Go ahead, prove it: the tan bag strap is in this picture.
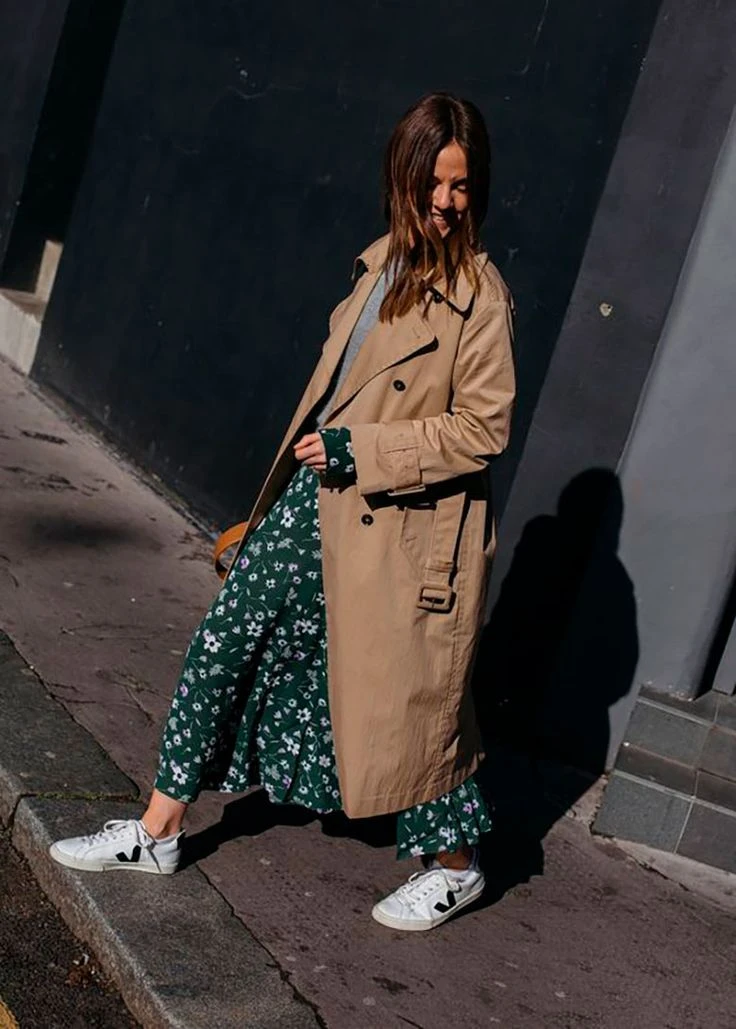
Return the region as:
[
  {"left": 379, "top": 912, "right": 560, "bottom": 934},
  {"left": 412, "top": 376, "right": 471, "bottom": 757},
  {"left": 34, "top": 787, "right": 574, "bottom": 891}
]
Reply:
[{"left": 213, "top": 522, "right": 248, "bottom": 580}]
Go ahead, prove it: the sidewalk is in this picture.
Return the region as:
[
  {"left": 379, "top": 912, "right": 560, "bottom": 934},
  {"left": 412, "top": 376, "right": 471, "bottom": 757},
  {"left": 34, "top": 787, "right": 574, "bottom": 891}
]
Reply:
[{"left": 1, "top": 353, "right": 735, "bottom": 1029}]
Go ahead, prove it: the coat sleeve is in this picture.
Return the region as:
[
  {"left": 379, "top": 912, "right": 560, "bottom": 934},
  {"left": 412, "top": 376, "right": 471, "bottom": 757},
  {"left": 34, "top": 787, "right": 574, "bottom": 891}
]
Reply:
[{"left": 349, "top": 298, "right": 515, "bottom": 497}]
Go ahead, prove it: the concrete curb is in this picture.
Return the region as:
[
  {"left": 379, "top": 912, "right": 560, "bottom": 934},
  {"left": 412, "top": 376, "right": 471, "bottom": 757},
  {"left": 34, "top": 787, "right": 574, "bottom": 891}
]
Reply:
[
  {"left": 0, "top": 632, "right": 138, "bottom": 823},
  {"left": 0, "top": 633, "right": 321, "bottom": 1029},
  {"left": 614, "top": 837, "right": 736, "bottom": 914}
]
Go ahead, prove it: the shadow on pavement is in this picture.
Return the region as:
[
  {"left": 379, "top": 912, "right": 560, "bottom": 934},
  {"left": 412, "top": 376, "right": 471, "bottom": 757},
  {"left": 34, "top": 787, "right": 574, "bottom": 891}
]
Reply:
[
  {"left": 16, "top": 511, "right": 151, "bottom": 548},
  {"left": 180, "top": 790, "right": 398, "bottom": 871}
]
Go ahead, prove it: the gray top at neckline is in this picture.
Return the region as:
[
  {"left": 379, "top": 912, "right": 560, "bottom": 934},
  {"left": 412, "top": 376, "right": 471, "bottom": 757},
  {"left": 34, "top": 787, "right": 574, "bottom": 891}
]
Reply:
[{"left": 315, "top": 271, "right": 387, "bottom": 429}]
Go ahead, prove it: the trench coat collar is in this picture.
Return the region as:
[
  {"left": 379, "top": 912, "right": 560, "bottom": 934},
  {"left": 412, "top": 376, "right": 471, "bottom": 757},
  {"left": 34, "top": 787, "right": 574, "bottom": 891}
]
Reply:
[{"left": 353, "top": 233, "right": 479, "bottom": 316}]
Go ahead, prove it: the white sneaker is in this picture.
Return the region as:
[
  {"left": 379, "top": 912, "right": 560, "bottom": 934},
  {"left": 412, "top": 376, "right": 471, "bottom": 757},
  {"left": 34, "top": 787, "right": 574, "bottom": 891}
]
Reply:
[
  {"left": 49, "top": 819, "right": 183, "bottom": 875},
  {"left": 372, "top": 860, "right": 485, "bottom": 931}
]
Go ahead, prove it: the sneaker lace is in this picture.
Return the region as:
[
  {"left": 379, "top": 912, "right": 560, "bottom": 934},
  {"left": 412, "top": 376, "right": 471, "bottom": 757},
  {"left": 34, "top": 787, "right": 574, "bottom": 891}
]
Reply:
[
  {"left": 85, "top": 819, "right": 154, "bottom": 850},
  {"left": 395, "top": 868, "right": 461, "bottom": 907}
]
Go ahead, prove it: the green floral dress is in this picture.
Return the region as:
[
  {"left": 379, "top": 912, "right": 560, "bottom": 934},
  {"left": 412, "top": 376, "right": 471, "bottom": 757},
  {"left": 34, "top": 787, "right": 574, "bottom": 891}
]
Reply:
[{"left": 155, "top": 427, "right": 491, "bottom": 859}]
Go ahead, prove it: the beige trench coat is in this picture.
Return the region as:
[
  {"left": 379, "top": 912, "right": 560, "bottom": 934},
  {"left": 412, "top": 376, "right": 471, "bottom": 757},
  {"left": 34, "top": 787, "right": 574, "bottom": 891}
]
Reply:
[{"left": 230, "top": 235, "right": 515, "bottom": 818}]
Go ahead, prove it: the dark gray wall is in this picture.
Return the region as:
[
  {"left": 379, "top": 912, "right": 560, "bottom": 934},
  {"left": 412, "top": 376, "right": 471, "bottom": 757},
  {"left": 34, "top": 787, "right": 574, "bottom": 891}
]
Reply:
[
  {"left": 478, "top": 0, "right": 736, "bottom": 774},
  {"left": 33, "top": 0, "right": 660, "bottom": 525},
  {"left": 494, "top": 0, "right": 736, "bottom": 594},
  {"left": 608, "top": 108, "right": 736, "bottom": 746}
]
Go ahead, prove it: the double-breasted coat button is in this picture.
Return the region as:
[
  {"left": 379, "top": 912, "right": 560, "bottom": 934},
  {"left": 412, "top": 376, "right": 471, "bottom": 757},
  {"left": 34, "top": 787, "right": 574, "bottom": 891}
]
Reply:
[
  {"left": 361, "top": 514, "right": 374, "bottom": 526},
  {"left": 393, "top": 379, "right": 406, "bottom": 391}
]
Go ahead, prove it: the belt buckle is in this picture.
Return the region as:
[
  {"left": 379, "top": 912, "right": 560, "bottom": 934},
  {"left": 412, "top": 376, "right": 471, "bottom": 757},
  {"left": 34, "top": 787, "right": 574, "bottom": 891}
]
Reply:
[{"left": 417, "top": 583, "right": 454, "bottom": 613}]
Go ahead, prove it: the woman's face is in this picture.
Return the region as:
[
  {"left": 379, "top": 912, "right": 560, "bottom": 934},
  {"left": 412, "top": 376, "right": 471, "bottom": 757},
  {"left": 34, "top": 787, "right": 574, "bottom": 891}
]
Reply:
[{"left": 429, "top": 140, "right": 469, "bottom": 238}]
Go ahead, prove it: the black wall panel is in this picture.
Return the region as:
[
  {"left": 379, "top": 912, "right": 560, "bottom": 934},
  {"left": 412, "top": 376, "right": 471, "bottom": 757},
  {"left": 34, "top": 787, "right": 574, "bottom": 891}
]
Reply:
[
  {"left": 2, "top": 0, "right": 126, "bottom": 290},
  {"left": 33, "top": 0, "right": 661, "bottom": 525},
  {"left": 0, "top": 0, "right": 69, "bottom": 273}
]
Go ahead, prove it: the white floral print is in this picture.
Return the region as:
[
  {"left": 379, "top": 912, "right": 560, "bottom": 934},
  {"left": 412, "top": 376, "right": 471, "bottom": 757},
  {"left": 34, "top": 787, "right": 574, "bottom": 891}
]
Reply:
[{"left": 155, "top": 459, "right": 491, "bottom": 859}]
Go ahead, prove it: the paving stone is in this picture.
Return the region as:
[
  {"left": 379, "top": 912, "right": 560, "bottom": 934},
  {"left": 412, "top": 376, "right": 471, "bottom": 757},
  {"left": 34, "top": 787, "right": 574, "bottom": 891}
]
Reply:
[
  {"left": 616, "top": 743, "right": 696, "bottom": 795},
  {"left": 715, "top": 694, "right": 736, "bottom": 733},
  {"left": 700, "top": 726, "right": 736, "bottom": 782},
  {"left": 677, "top": 802, "right": 736, "bottom": 875},
  {"left": 593, "top": 771, "right": 691, "bottom": 851},
  {"left": 12, "top": 797, "right": 320, "bottom": 1029},
  {"left": 624, "top": 700, "right": 709, "bottom": 766},
  {"left": 0, "top": 633, "right": 137, "bottom": 824},
  {"left": 639, "top": 685, "right": 718, "bottom": 723},
  {"left": 695, "top": 770, "right": 736, "bottom": 812}
]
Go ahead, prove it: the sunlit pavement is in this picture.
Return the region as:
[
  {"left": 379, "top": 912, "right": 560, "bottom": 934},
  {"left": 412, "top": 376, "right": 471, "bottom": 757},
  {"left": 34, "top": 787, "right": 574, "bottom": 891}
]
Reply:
[{"left": 1, "top": 354, "right": 736, "bottom": 1028}]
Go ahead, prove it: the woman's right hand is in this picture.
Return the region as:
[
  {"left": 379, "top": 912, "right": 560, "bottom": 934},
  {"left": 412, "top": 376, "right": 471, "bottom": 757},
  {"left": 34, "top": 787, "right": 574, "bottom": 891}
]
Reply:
[{"left": 294, "top": 433, "right": 328, "bottom": 473}]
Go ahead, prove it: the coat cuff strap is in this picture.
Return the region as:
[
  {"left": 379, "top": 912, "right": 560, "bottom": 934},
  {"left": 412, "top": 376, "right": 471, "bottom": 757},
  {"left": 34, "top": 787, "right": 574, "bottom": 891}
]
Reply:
[{"left": 351, "top": 421, "right": 423, "bottom": 496}]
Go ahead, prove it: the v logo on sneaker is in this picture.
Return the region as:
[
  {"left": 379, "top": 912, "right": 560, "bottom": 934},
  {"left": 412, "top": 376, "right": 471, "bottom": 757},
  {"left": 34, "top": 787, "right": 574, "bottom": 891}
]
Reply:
[
  {"left": 434, "top": 889, "right": 457, "bottom": 914},
  {"left": 50, "top": 819, "right": 181, "bottom": 875},
  {"left": 372, "top": 865, "right": 484, "bottom": 931},
  {"left": 116, "top": 845, "right": 142, "bottom": 863}
]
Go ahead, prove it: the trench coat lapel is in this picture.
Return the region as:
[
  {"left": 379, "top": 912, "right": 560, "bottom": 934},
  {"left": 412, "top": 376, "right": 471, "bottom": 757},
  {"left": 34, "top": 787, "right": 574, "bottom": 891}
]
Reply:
[
  {"left": 315, "top": 268, "right": 382, "bottom": 404},
  {"left": 253, "top": 261, "right": 384, "bottom": 488},
  {"left": 321, "top": 303, "right": 436, "bottom": 422}
]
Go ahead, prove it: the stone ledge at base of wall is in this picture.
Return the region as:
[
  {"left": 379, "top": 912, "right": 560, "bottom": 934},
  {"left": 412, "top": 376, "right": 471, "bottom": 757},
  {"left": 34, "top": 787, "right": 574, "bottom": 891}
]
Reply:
[
  {"left": 594, "top": 689, "right": 736, "bottom": 876},
  {"left": 594, "top": 768, "right": 736, "bottom": 876},
  {"left": 614, "top": 837, "right": 736, "bottom": 914},
  {"left": 0, "top": 289, "right": 43, "bottom": 374}
]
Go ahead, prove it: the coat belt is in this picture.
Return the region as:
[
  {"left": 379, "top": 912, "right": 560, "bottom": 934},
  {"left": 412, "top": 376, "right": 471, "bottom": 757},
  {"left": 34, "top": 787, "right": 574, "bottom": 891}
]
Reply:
[{"left": 416, "top": 491, "right": 468, "bottom": 614}]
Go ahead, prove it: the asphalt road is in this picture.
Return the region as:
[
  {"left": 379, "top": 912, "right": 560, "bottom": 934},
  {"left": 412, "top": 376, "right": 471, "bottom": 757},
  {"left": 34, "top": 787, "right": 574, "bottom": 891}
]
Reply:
[{"left": 0, "top": 825, "right": 138, "bottom": 1028}]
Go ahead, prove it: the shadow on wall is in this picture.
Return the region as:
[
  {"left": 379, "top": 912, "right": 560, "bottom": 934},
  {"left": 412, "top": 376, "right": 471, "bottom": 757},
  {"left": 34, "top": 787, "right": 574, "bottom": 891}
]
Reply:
[{"left": 472, "top": 468, "right": 639, "bottom": 895}]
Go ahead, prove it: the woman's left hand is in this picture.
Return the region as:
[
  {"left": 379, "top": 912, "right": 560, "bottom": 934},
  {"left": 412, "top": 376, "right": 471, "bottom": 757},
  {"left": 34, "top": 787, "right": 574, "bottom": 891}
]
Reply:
[{"left": 294, "top": 432, "right": 327, "bottom": 472}]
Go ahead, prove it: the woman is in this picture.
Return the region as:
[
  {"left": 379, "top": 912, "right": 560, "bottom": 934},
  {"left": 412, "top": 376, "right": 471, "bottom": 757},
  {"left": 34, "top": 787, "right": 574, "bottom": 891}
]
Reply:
[{"left": 50, "top": 92, "right": 516, "bottom": 932}]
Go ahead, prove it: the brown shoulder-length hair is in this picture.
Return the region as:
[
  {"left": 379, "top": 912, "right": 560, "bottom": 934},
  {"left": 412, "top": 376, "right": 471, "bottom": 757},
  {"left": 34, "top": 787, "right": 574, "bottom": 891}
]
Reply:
[{"left": 380, "top": 92, "right": 491, "bottom": 322}]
